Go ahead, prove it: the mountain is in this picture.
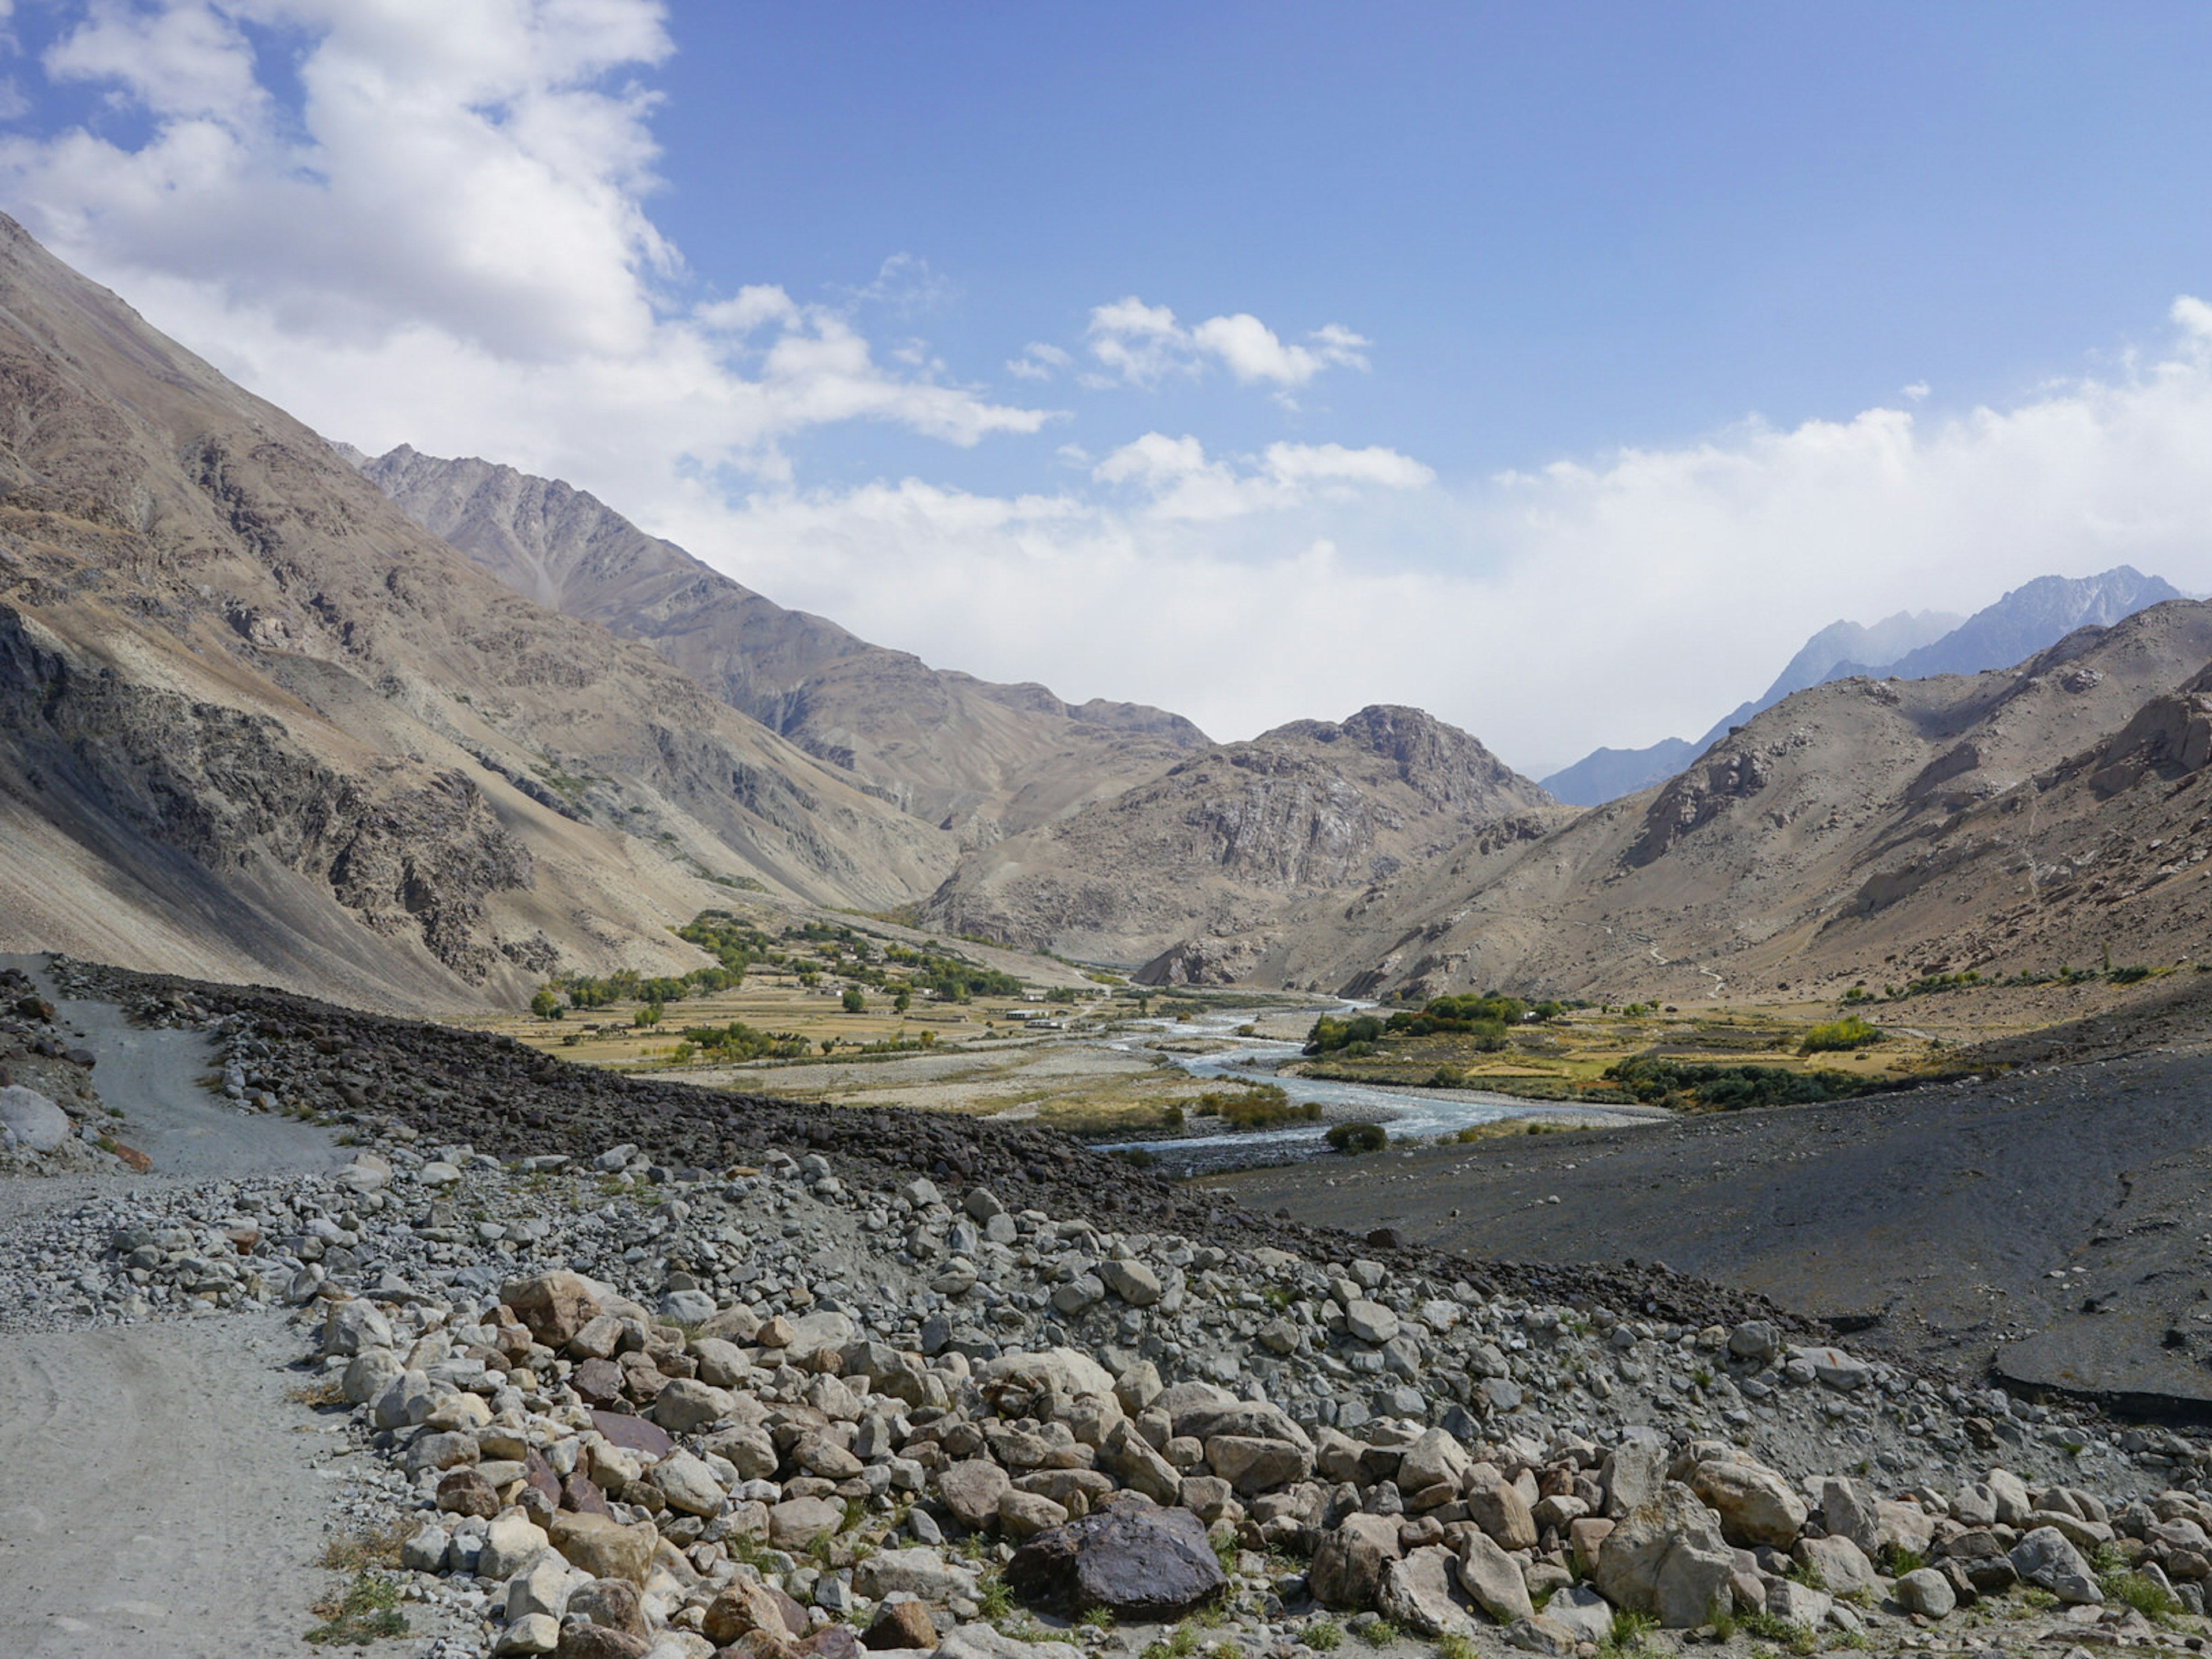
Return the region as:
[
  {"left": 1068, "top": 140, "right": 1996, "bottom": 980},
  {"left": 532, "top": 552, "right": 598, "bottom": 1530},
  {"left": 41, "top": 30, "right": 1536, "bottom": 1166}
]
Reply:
[
  {"left": 919, "top": 704, "right": 1565, "bottom": 976},
  {"left": 0, "top": 213, "right": 950, "bottom": 1010},
  {"left": 357, "top": 447, "right": 1209, "bottom": 845},
  {"left": 1542, "top": 571, "right": 2178, "bottom": 806},
  {"left": 1288, "top": 598, "right": 2212, "bottom": 1002}
]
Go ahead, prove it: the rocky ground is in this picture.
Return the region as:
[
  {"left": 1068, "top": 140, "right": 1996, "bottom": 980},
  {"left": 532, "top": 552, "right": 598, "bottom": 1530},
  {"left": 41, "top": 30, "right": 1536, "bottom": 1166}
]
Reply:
[
  {"left": 4, "top": 959, "right": 2212, "bottom": 1658},
  {"left": 1212, "top": 1050, "right": 2212, "bottom": 1414}
]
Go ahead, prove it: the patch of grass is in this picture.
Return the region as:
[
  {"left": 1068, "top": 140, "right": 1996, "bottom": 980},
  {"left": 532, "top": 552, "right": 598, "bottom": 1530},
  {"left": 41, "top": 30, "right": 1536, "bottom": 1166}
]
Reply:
[
  {"left": 316, "top": 1520, "right": 406, "bottom": 1573},
  {"left": 976, "top": 1577, "right": 1013, "bottom": 1620},
  {"left": 1301, "top": 1619, "right": 1343, "bottom": 1651},
  {"left": 1353, "top": 1619, "right": 1398, "bottom": 1647},
  {"left": 1734, "top": 1612, "right": 1817, "bottom": 1656},
  {"left": 1435, "top": 1635, "right": 1478, "bottom": 1659},
  {"left": 1599, "top": 1608, "right": 1658, "bottom": 1656},
  {"left": 1077, "top": 1607, "right": 1115, "bottom": 1631},
  {"left": 1142, "top": 1623, "right": 1206, "bottom": 1659},
  {"left": 286, "top": 1377, "right": 348, "bottom": 1408},
  {"left": 2105, "top": 1570, "right": 2181, "bottom": 1618},
  {"left": 2018, "top": 1586, "right": 2059, "bottom": 1610},
  {"left": 1877, "top": 1545, "right": 1926, "bottom": 1577},
  {"left": 1783, "top": 1556, "right": 1828, "bottom": 1592},
  {"left": 998, "top": 1615, "right": 1078, "bottom": 1646},
  {"left": 305, "top": 1573, "right": 407, "bottom": 1646}
]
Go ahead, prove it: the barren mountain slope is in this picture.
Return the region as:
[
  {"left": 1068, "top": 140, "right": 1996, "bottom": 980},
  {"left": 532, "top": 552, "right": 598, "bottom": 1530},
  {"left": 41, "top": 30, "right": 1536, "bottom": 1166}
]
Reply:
[
  {"left": 359, "top": 446, "right": 1209, "bottom": 842},
  {"left": 1304, "top": 599, "right": 2212, "bottom": 1002},
  {"left": 920, "top": 704, "right": 1563, "bottom": 971},
  {"left": 0, "top": 214, "right": 950, "bottom": 1010}
]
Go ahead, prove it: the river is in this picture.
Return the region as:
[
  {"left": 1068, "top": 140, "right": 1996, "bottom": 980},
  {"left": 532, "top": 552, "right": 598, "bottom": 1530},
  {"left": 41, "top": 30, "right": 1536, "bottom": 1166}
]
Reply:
[{"left": 1095, "top": 1003, "right": 1662, "bottom": 1173}]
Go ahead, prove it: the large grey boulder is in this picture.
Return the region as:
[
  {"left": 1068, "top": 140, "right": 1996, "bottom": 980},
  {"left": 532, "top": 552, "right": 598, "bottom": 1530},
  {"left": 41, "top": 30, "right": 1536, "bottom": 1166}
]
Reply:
[
  {"left": 1457, "top": 1530, "right": 1535, "bottom": 1624},
  {"left": 1005, "top": 1503, "right": 1225, "bottom": 1618},
  {"left": 2009, "top": 1527, "right": 2103, "bottom": 1605},
  {"left": 1601, "top": 1441, "right": 1668, "bottom": 1517},
  {"left": 1689, "top": 1457, "right": 1807, "bottom": 1548},
  {"left": 0, "top": 1085, "right": 70, "bottom": 1153},
  {"left": 1593, "top": 1482, "right": 1736, "bottom": 1629},
  {"left": 1378, "top": 1544, "right": 1478, "bottom": 1637}
]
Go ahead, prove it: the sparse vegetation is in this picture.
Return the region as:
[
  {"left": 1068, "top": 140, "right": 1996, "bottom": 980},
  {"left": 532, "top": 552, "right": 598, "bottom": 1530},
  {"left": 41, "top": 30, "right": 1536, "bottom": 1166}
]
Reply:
[
  {"left": 1325, "top": 1122, "right": 1388, "bottom": 1154},
  {"left": 1799, "top": 1014, "right": 1884, "bottom": 1054},
  {"left": 304, "top": 1573, "right": 406, "bottom": 1646}
]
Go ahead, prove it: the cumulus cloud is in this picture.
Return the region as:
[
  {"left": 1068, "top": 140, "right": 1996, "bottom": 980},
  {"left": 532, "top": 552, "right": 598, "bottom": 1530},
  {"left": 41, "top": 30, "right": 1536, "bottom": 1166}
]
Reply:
[
  {"left": 1084, "top": 295, "right": 1370, "bottom": 388},
  {"left": 0, "top": 0, "right": 1047, "bottom": 488},
  {"left": 1090, "top": 433, "right": 1433, "bottom": 521}
]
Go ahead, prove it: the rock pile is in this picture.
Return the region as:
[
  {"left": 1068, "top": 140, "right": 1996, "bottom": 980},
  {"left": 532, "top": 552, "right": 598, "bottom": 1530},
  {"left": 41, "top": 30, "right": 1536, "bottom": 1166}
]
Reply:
[{"left": 0, "top": 963, "right": 143, "bottom": 1171}]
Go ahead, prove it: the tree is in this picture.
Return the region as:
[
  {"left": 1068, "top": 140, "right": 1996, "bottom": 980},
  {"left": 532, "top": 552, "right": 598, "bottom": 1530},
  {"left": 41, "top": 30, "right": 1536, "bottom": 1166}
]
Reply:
[
  {"left": 530, "top": 988, "right": 562, "bottom": 1020},
  {"left": 842, "top": 986, "right": 865, "bottom": 1013},
  {"left": 634, "top": 1002, "right": 662, "bottom": 1029},
  {"left": 893, "top": 988, "right": 911, "bottom": 1013}
]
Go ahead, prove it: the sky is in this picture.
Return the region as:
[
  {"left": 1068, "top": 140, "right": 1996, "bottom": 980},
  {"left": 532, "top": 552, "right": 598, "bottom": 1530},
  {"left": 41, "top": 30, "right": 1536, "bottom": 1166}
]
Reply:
[{"left": 5, "top": 3, "right": 2212, "bottom": 774}]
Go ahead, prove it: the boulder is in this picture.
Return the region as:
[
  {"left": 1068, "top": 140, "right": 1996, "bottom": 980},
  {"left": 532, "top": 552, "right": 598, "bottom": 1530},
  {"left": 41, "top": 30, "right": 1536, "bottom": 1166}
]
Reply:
[
  {"left": 321, "top": 1298, "right": 395, "bottom": 1357},
  {"left": 770, "top": 1496, "right": 849, "bottom": 1549},
  {"left": 1818, "top": 1478, "right": 1880, "bottom": 1555},
  {"left": 783, "top": 1310, "right": 858, "bottom": 1365},
  {"left": 854, "top": 1548, "right": 980, "bottom": 1603},
  {"left": 1099, "top": 1421, "right": 1181, "bottom": 1506},
  {"left": 548, "top": 1512, "right": 659, "bottom": 1585},
  {"left": 501, "top": 1271, "right": 603, "bottom": 1347},
  {"left": 652, "top": 1378, "right": 734, "bottom": 1434},
  {"left": 865, "top": 1601, "right": 937, "bottom": 1651},
  {"left": 0, "top": 1085, "right": 70, "bottom": 1153},
  {"left": 1309, "top": 1513, "right": 1403, "bottom": 1609},
  {"left": 1792, "top": 1534, "right": 1875, "bottom": 1597},
  {"left": 706, "top": 1580, "right": 793, "bottom": 1645},
  {"left": 691, "top": 1338, "right": 751, "bottom": 1388},
  {"left": 1005, "top": 1503, "right": 1226, "bottom": 1618},
  {"left": 1875, "top": 1498, "right": 1936, "bottom": 1559},
  {"left": 1895, "top": 1567, "right": 1957, "bottom": 1619},
  {"left": 507, "top": 1554, "right": 586, "bottom": 1623},
  {"left": 652, "top": 1450, "right": 726, "bottom": 1517},
  {"left": 1456, "top": 1530, "right": 1535, "bottom": 1624},
  {"left": 1593, "top": 1482, "right": 1735, "bottom": 1629},
  {"left": 1204, "top": 1436, "right": 1312, "bottom": 1495},
  {"left": 566, "top": 1578, "right": 649, "bottom": 1641},
  {"left": 975, "top": 1348, "right": 1118, "bottom": 1400},
  {"left": 998, "top": 1491, "right": 1070, "bottom": 1541},
  {"left": 342, "top": 1348, "right": 404, "bottom": 1406},
  {"left": 1689, "top": 1457, "right": 1807, "bottom": 1548},
  {"left": 1501, "top": 1616, "right": 1578, "bottom": 1657},
  {"left": 1379, "top": 1543, "right": 1478, "bottom": 1638},
  {"left": 1344, "top": 1300, "right": 1399, "bottom": 1344},
  {"left": 1601, "top": 1442, "right": 1666, "bottom": 1517},
  {"left": 1465, "top": 1478, "right": 1539, "bottom": 1552},
  {"left": 1098, "top": 1259, "right": 1162, "bottom": 1307},
  {"left": 479, "top": 1509, "right": 550, "bottom": 1578},
  {"left": 496, "top": 1613, "right": 559, "bottom": 1655},
  {"left": 1171, "top": 1400, "right": 1314, "bottom": 1451},
  {"left": 939, "top": 1461, "right": 1013, "bottom": 1531},
  {"left": 1544, "top": 1585, "right": 1615, "bottom": 1644},
  {"left": 1396, "top": 1428, "right": 1470, "bottom": 1496},
  {"left": 2009, "top": 1527, "right": 2103, "bottom": 1605}
]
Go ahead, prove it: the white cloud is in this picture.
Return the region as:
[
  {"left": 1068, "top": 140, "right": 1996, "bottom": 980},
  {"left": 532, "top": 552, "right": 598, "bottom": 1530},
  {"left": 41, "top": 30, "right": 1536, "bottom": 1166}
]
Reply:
[
  {"left": 1090, "top": 433, "right": 1432, "bottom": 521},
  {"left": 1006, "top": 340, "right": 1071, "bottom": 381},
  {"left": 1084, "top": 295, "right": 1370, "bottom": 388},
  {"left": 0, "top": 0, "right": 1047, "bottom": 485}
]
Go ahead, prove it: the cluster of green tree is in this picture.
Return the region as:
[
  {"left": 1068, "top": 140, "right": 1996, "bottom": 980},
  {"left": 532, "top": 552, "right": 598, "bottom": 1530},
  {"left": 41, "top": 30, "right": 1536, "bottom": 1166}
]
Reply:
[
  {"left": 541, "top": 963, "right": 747, "bottom": 1014},
  {"left": 1602, "top": 1057, "right": 1869, "bottom": 1111},
  {"left": 677, "top": 912, "right": 777, "bottom": 969},
  {"left": 678, "top": 1021, "right": 813, "bottom": 1060},
  {"left": 883, "top": 943, "right": 1023, "bottom": 1002},
  {"left": 1305, "top": 991, "right": 1565, "bottom": 1056},
  {"left": 1798, "top": 1016, "right": 1884, "bottom": 1054},
  {"left": 1190, "top": 1085, "right": 1319, "bottom": 1130},
  {"left": 1326, "top": 1122, "right": 1388, "bottom": 1154}
]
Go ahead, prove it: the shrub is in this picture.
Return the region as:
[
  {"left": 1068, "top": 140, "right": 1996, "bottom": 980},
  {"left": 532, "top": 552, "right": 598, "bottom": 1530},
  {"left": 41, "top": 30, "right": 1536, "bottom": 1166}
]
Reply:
[
  {"left": 1799, "top": 1016, "right": 1883, "bottom": 1054},
  {"left": 1326, "top": 1122, "right": 1388, "bottom": 1155},
  {"left": 1301, "top": 1622, "right": 1343, "bottom": 1653},
  {"left": 842, "top": 986, "right": 865, "bottom": 1013}
]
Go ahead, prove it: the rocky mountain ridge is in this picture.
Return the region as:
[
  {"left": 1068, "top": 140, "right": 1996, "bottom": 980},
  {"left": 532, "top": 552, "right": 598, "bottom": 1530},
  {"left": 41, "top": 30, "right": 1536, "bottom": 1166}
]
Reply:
[
  {"left": 919, "top": 707, "right": 1563, "bottom": 976},
  {"left": 0, "top": 213, "right": 948, "bottom": 1010},
  {"left": 359, "top": 446, "right": 1210, "bottom": 846},
  {"left": 1544, "top": 567, "right": 2184, "bottom": 806}
]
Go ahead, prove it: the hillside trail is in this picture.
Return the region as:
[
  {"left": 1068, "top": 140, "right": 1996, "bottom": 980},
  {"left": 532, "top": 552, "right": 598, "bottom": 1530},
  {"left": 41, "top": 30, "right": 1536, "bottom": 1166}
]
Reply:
[{"left": 0, "top": 956, "right": 366, "bottom": 1657}]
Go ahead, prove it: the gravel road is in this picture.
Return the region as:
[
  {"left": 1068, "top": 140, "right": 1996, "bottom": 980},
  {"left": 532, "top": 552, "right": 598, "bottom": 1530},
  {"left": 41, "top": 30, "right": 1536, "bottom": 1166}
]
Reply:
[
  {"left": 0, "top": 1313, "right": 340, "bottom": 1658},
  {"left": 1215, "top": 1050, "right": 2212, "bottom": 1410},
  {"left": 0, "top": 955, "right": 357, "bottom": 1656}
]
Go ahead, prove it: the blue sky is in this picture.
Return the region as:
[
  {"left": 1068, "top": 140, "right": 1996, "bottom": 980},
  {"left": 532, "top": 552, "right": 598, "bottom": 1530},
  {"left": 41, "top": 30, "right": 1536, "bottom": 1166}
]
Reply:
[{"left": 5, "top": 2, "right": 2212, "bottom": 772}]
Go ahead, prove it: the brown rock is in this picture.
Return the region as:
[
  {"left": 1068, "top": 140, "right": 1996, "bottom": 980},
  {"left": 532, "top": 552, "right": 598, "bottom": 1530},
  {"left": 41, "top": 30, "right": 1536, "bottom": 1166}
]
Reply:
[
  {"left": 1466, "top": 1479, "right": 1539, "bottom": 1552},
  {"left": 566, "top": 1578, "right": 648, "bottom": 1639},
  {"left": 768, "top": 1495, "right": 848, "bottom": 1548},
  {"left": 562, "top": 1472, "right": 615, "bottom": 1517},
  {"left": 999, "top": 1490, "right": 1071, "bottom": 1541},
  {"left": 548, "top": 1511, "right": 658, "bottom": 1585},
  {"left": 717, "top": 1634, "right": 799, "bottom": 1659},
  {"left": 939, "top": 1460, "right": 1013, "bottom": 1531},
  {"left": 437, "top": 1467, "right": 501, "bottom": 1518},
  {"left": 588, "top": 1410, "right": 674, "bottom": 1459},
  {"left": 1310, "top": 1513, "right": 1404, "bottom": 1609},
  {"left": 706, "top": 1580, "right": 790, "bottom": 1646},
  {"left": 863, "top": 1601, "right": 937, "bottom": 1650},
  {"left": 573, "top": 1357, "right": 624, "bottom": 1406},
  {"left": 556, "top": 1627, "right": 650, "bottom": 1659},
  {"left": 798, "top": 1628, "right": 861, "bottom": 1659},
  {"left": 502, "top": 1271, "right": 602, "bottom": 1347}
]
